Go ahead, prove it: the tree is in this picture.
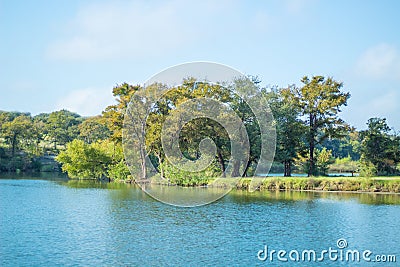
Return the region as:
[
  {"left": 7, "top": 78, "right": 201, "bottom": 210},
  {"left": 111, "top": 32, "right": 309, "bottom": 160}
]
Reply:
[
  {"left": 0, "top": 111, "right": 30, "bottom": 127},
  {"left": 31, "top": 114, "right": 49, "bottom": 155},
  {"left": 1, "top": 115, "right": 33, "bottom": 156},
  {"left": 321, "top": 128, "right": 361, "bottom": 160},
  {"left": 47, "top": 110, "right": 81, "bottom": 150},
  {"left": 124, "top": 83, "right": 160, "bottom": 179},
  {"left": 141, "top": 80, "right": 234, "bottom": 179},
  {"left": 267, "top": 86, "right": 306, "bottom": 176},
  {"left": 360, "top": 118, "right": 400, "bottom": 175},
  {"left": 315, "top": 147, "right": 334, "bottom": 176},
  {"left": 288, "top": 76, "right": 350, "bottom": 176},
  {"left": 79, "top": 116, "right": 111, "bottom": 143},
  {"left": 56, "top": 139, "right": 112, "bottom": 179},
  {"left": 103, "top": 83, "right": 140, "bottom": 143}
]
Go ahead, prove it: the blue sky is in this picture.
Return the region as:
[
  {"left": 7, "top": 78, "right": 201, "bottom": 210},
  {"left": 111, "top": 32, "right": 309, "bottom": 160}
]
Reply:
[{"left": 1, "top": 0, "right": 399, "bottom": 130}]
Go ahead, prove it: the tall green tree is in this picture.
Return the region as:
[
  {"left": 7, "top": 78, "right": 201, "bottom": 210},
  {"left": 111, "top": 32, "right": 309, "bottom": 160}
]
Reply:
[
  {"left": 360, "top": 118, "right": 400, "bottom": 175},
  {"left": 47, "top": 110, "right": 81, "bottom": 150},
  {"left": 32, "top": 113, "right": 50, "bottom": 155},
  {"left": 79, "top": 116, "right": 111, "bottom": 144},
  {"left": 267, "top": 86, "right": 306, "bottom": 176},
  {"left": 288, "top": 76, "right": 350, "bottom": 176},
  {"left": 103, "top": 83, "right": 140, "bottom": 143},
  {"left": 143, "top": 80, "right": 233, "bottom": 178},
  {"left": 1, "top": 115, "right": 33, "bottom": 156}
]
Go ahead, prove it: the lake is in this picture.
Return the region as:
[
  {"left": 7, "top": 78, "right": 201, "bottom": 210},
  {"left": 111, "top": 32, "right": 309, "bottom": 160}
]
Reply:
[{"left": 1, "top": 174, "right": 399, "bottom": 266}]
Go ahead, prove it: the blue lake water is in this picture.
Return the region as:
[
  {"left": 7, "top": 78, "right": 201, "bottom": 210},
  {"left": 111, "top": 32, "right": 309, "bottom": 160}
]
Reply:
[{"left": 1, "top": 175, "right": 399, "bottom": 266}]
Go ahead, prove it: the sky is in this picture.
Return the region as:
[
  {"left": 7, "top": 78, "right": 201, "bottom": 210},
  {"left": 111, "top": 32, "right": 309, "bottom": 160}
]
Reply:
[{"left": 1, "top": 0, "right": 399, "bottom": 130}]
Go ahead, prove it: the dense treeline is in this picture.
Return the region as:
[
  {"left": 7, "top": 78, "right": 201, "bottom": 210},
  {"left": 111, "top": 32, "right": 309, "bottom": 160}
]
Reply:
[
  {"left": 1, "top": 76, "right": 399, "bottom": 183},
  {"left": 0, "top": 110, "right": 81, "bottom": 172}
]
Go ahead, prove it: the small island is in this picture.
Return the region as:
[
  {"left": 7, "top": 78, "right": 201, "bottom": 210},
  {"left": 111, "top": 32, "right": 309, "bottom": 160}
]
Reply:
[{"left": 1, "top": 77, "right": 399, "bottom": 193}]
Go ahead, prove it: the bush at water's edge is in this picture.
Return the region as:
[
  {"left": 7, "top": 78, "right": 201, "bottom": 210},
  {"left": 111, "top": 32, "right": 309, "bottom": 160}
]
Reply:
[{"left": 236, "top": 177, "right": 400, "bottom": 193}]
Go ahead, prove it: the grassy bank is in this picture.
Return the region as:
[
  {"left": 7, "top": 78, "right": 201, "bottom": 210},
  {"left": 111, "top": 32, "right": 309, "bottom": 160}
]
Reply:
[
  {"left": 133, "top": 175, "right": 400, "bottom": 193},
  {"left": 236, "top": 177, "right": 400, "bottom": 193}
]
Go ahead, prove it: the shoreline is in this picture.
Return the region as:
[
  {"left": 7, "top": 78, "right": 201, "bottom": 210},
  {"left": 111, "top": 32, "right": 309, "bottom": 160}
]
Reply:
[
  {"left": 2, "top": 172, "right": 400, "bottom": 194},
  {"left": 276, "top": 189, "right": 400, "bottom": 195},
  {"left": 128, "top": 176, "right": 400, "bottom": 194},
  {"left": 235, "top": 176, "right": 400, "bottom": 193}
]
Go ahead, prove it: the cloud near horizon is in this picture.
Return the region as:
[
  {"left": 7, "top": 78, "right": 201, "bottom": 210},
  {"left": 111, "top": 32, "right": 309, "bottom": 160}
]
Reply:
[
  {"left": 55, "top": 88, "right": 115, "bottom": 116},
  {"left": 355, "top": 43, "right": 400, "bottom": 80}
]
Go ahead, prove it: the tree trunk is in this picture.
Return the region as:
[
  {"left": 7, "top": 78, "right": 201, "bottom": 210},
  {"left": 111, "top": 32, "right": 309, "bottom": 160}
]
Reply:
[
  {"left": 11, "top": 133, "right": 17, "bottom": 157},
  {"left": 242, "top": 160, "right": 251, "bottom": 177},
  {"left": 308, "top": 113, "right": 316, "bottom": 177},
  {"left": 231, "top": 159, "right": 240, "bottom": 177},
  {"left": 157, "top": 154, "right": 164, "bottom": 179},
  {"left": 140, "top": 145, "right": 147, "bottom": 179},
  {"left": 35, "top": 140, "right": 40, "bottom": 156},
  {"left": 217, "top": 149, "right": 226, "bottom": 177},
  {"left": 284, "top": 160, "right": 292, "bottom": 177},
  {"left": 284, "top": 161, "right": 287, "bottom": 177}
]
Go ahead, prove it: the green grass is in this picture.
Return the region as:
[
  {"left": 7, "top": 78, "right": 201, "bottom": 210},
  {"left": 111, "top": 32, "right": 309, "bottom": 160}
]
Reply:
[
  {"left": 140, "top": 175, "right": 400, "bottom": 193},
  {"left": 235, "top": 176, "right": 400, "bottom": 193}
]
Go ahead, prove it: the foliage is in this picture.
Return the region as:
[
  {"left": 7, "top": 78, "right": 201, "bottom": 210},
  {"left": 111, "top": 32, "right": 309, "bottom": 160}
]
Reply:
[
  {"left": 136, "top": 78, "right": 261, "bottom": 179},
  {"left": 108, "top": 160, "right": 131, "bottom": 181},
  {"left": 56, "top": 140, "right": 112, "bottom": 179},
  {"left": 3, "top": 75, "right": 400, "bottom": 185},
  {"left": 321, "top": 130, "right": 361, "bottom": 160},
  {"left": 47, "top": 110, "right": 81, "bottom": 150},
  {"left": 1, "top": 114, "right": 33, "bottom": 156},
  {"left": 294, "top": 148, "right": 334, "bottom": 176},
  {"left": 286, "top": 76, "right": 350, "bottom": 176},
  {"left": 238, "top": 177, "right": 400, "bottom": 193},
  {"left": 267, "top": 86, "right": 306, "bottom": 176},
  {"left": 160, "top": 159, "right": 220, "bottom": 186},
  {"left": 102, "top": 83, "right": 140, "bottom": 143},
  {"left": 315, "top": 147, "right": 334, "bottom": 176},
  {"left": 359, "top": 118, "right": 400, "bottom": 175},
  {"left": 359, "top": 156, "right": 377, "bottom": 177},
  {"left": 329, "top": 155, "right": 358, "bottom": 173},
  {"left": 79, "top": 116, "right": 111, "bottom": 143}
]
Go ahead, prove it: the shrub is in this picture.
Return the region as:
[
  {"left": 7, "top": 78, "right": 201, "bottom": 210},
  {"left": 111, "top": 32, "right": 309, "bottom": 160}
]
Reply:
[
  {"left": 108, "top": 160, "right": 131, "bottom": 182},
  {"left": 56, "top": 140, "right": 112, "bottom": 179},
  {"left": 159, "top": 158, "right": 221, "bottom": 186},
  {"left": 359, "top": 157, "right": 377, "bottom": 177}
]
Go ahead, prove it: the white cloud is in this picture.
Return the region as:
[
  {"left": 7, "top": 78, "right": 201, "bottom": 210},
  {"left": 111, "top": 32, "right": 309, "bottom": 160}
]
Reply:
[
  {"left": 46, "top": 0, "right": 286, "bottom": 62},
  {"left": 46, "top": 0, "right": 238, "bottom": 61},
  {"left": 56, "top": 88, "right": 115, "bottom": 116},
  {"left": 47, "top": 1, "right": 187, "bottom": 61},
  {"left": 347, "top": 90, "right": 399, "bottom": 130},
  {"left": 369, "top": 90, "right": 398, "bottom": 115},
  {"left": 356, "top": 43, "right": 400, "bottom": 80}
]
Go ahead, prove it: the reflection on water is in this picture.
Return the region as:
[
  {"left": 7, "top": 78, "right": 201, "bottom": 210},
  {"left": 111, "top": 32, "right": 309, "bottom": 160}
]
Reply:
[
  {"left": 0, "top": 171, "right": 68, "bottom": 180},
  {"left": 2, "top": 174, "right": 398, "bottom": 205},
  {"left": 57, "top": 179, "right": 400, "bottom": 206},
  {"left": 228, "top": 189, "right": 400, "bottom": 205},
  {"left": 60, "top": 179, "right": 135, "bottom": 189},
  {"left": 141, "top": 183, "right": 232, "bottom": 207}
]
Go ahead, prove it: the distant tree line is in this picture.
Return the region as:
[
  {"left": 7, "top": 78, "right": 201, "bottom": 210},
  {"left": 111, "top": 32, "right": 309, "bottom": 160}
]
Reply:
[{"left": 1, "top": 76, "right": 399, "bottom": 182}]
